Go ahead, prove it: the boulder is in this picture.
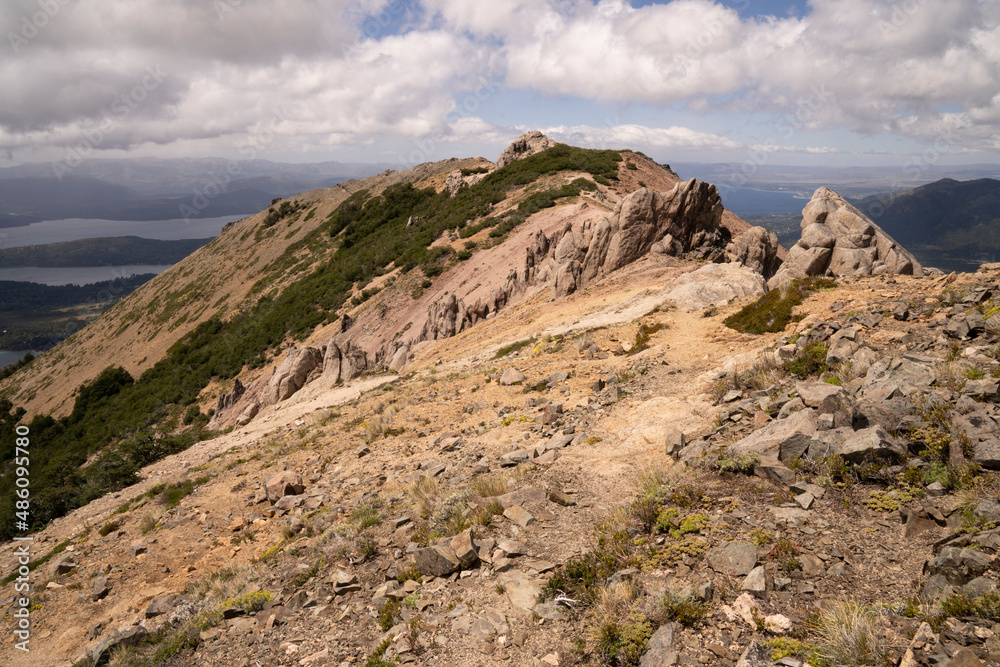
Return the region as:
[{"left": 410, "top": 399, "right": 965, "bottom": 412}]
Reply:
[
  {"left": 838, "top": 426, "right": 906, "bottom": 462},
  {"left": 926, "top": 547, "right": 991, "bottom": 585},
  {"left": 660, "top": 262, "right": 768, "bottom": 312},
  {"left": 639, "top": 623, "right": 677, "bottom": 667},
  {"left": 498, "top": 368, "right": 526, "bottom": 385},
  {"left": 726, "top": 408, "right": 817, "bottom": 462},
  {"left": 414, "top": 545, "right": 461, "bottom": 577},
  {"left": 725, "top": 226, "right": 782, "bottom": 279},
  {"left": 769, "top": 187, "right": 923, "bottom": 288},
  {"left": 265, "top": 471, "right": 305, "bottom": 503},
  {"left": 321, "top": 339, "right": 368, "bottom": 385},
  {"left": 706, "top": 542, "right": 758, "bottom": 577},
  {"left": 450, "top": 529, "right": 480, "bottom": 568},
  {"left": 92, "top": 626, "right": 148, "bottom": 666}
]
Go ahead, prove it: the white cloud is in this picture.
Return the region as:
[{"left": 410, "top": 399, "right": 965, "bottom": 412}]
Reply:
[
  {"left": 1, "top": 0, "right": 999, "bottom": 162},
  {"left": 543, "top": 123, "right": 744, "bottom": 152}
]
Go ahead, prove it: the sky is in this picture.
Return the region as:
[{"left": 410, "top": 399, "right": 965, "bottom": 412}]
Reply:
[{"left": 1, "top": 0, "right": 999, "bottom": 172}]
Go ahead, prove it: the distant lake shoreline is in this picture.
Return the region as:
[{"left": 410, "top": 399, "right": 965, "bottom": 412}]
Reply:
[
  {"left": 0, "top": 350, "right": 37, "bottom": 369},
  {"left": 0, "top": 214, "right": 252, "bottom": 249},
  {"left": 0, "top": 265, "right": 170, "bottom": 286}
]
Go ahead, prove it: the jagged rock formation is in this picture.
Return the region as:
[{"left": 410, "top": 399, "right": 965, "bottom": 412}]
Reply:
[
  {"left": 214, "top": 378, "right": 245, "bottom": 413},
  {"left": 320, "top": 338, "right": 369, "bottom": 385},
  {"left": 769, "top": 187, "right": 923, "bottom": 288},
  {"left": 548, "top": 180, "right": 733, "bottom": 298},
  {"left": 495, "top": 131, "right": 557, "bottom": 169},
  {"left": 401, "top": 179, "right": 778, "bottom": 356},
  {"left": 264, "top": 347, "right": 324, "bottom": 404},
  {"left": 445, "top": 167, "right": 493, "bottom": 197}
]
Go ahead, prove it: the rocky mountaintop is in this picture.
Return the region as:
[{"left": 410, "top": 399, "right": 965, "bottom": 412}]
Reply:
[{"left": 1, "top": 134, "right": 999, "bottom": 667}]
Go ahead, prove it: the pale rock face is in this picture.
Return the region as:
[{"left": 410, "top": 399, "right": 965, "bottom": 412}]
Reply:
[
  {"left": 725, "top": 226, "right": 782, "bottom": 279},
  {"left": 321, "top": 339, "right": 369, "bottom": 385},
  {"left": 769, "top": 186, "right": 922, "bottom": 288},
  {"left": 660, "top": 262, "right": 767, "bottom": 312},
  {"left": 264, "top": 346, "right": 323, "bottom": 404},
  {"left": 496, "top": 131, "right": 557, "bottom": 169}
]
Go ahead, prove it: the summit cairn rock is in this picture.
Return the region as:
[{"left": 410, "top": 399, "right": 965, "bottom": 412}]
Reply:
[
  {"left": 769, "top": 186, "right": 923, "bottom": 288},
  {"left": 496, "top": 131, "right": 557, "bottom": 169}
]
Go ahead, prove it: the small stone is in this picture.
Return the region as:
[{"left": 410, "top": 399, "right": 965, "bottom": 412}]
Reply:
[
  {"left": 91, "top": 576, "right": 111, "bottom": 601},
  {"left": 547, "top": 490, "right": 576, "bottom": 506},
  {"left": 503, "top": 505, "right": 535, "bottom": 528},
  {"left": 741, "top": 566, "right": 767, "bottom": 595}
]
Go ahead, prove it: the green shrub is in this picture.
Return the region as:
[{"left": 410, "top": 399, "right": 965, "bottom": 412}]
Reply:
[
  {"left": 595, "top": 616, "right": 653, "bottom": 667},
  {"left": 786, "top": 341, "right": 829, "bottom": 378},
  {"left": 658, "top": 592, "right": 709, "bottom": 626},
  {"left": 724, "top": 278, "right": 837, "bottom": 334},
  {"left": 495, "top": 337, "right": 536, "bottom": 359}
]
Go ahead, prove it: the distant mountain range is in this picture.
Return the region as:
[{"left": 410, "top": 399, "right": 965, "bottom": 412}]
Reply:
[
  {"left": 855, "top": 178, "right": 1000, "bottom": 272},
  {"left": 0, "top": 157, "right": 395, "bottom": 223}
]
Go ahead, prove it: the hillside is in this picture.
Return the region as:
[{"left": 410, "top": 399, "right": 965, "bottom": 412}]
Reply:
[
  {"left": 3, "top": 135, "right": 1000, "bottom": 667},
  {"left": 856, "top": 178, "right": 1000, "bottom": 272}
]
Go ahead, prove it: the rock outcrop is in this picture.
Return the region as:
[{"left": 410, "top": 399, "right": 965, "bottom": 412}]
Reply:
[
  {"left": 400, "top": 178, "right": 781, "bottom": 353},
  {"left": 445, "top": 167, "right": 492, "bottom": 197},
  {"left": 496, "top": 131, "right": 557, "bottom": 170},
  {"left": 321, "top": 339, "right": 369, "bottom": 385},
  {"left": 263, "top": 347, "right": 323, "bottom": 404},
  {"left": 725, "top": 226, "right": 782, "bottom": 279},
  {"left": 769, "top": 187, "right": 923, "bottom": 288},
  {"left": 215, "top": 378, "right": 245, "bottom": 413}
]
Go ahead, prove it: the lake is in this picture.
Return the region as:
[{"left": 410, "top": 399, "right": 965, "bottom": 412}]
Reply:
[
  {"left": 0, "top": 214, "right": 251, "bottom": 250},
  {"left": 0, "top": 350, "right": 37, "bottom": 369},
  {"left": 0, "top": 265, "right": 171, "bottom": 286},
  {"left": 714, "top": 185, "right": 809, "bottom": 217}
]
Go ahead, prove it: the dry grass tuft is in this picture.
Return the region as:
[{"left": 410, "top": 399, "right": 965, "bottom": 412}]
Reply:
[
  {"left": 812, "top": 599, "right": 890, "bottom": 666},
  {"left": 408, "top": 475, "right": 441, "bottom": 518},
  {"left": 594, "top": 579, "right": 641, "bottom": 624},
  {"left": 469, "top": 473, "right": 508, "bottom": 498},
  {"left": 635, "top": 461, "right": 684, "bottom": 496}
]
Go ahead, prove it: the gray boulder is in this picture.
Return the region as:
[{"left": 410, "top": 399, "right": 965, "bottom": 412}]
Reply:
[
  {"left": 727, "top": 408, "right": 817, "bottom": 462},
  {"left": 837, "top": 426, "right": 906, "bottom": 462},
  {"left": 706, "top": 541, "right": 758, "bottom": 576}
]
